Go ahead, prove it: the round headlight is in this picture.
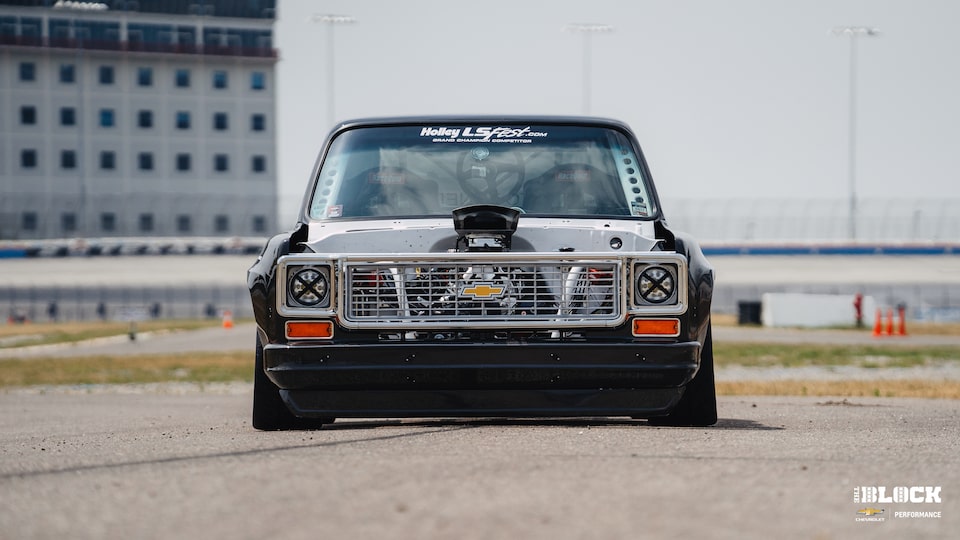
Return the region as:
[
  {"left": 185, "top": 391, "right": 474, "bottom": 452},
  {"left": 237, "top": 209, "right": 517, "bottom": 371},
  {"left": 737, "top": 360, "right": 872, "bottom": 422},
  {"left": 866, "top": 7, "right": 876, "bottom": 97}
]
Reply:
[
  {"left": 289, "top": 268, "right": 328, "bottom": 306},
  {"left": 637, "top": 266, "right": 674, "bottom": 304}
]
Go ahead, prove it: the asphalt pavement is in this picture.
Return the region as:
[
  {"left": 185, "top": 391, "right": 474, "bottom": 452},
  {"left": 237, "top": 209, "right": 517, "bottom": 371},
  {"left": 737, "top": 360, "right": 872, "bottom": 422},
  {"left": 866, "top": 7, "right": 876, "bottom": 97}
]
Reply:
[{"left": 0, "top": 392, "right": 956, "bottom": 539}]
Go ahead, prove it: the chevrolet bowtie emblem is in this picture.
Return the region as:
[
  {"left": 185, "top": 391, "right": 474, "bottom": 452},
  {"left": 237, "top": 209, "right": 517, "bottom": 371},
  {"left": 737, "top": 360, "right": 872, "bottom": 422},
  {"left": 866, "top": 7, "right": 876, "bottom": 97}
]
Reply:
[
  {"left": 460, "top": 283, "right": 505, "bottom": 299},
  {"left": 857, "top": 508, "right": 884, "bottom": 516}
]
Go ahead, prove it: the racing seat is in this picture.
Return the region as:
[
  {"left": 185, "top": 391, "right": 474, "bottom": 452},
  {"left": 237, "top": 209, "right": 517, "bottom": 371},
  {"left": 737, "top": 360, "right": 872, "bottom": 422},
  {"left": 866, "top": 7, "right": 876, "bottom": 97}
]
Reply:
[{"left": 521, "top": 164, "right": 623, "bottom": 215}]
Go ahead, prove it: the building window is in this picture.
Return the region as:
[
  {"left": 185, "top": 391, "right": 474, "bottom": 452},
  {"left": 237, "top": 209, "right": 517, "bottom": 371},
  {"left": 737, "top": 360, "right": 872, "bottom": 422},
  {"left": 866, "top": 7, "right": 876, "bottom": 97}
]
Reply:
[
  {"left": 251, "top": 114, "right": 266, "bottom": 131},
  {"left": 138, "top": 110, "right": 153, "bottom": 128},
  {"left": 214, "top": 154, "right": 229, "bottom": 172},
  {"left": 176, "top": 153, "right": 191, "bottom": 171},
  {"left": 251, "top": 71, "right": 265, "bottom": 90},
  {"left": 175, "top": 69, "right": 190, "bottom": 88},
  {"left": 22, "top": 212, "right": 38, "bottom": 232},
  {"left": 138, "top": 152, "right": 154, "bottom": 171},
  {"left": 251, "top": 155, "right": 266, "bottom": 173},
  {"left": 98, "top": 65, "right": 114, "bottom": 85},
  {"left": 213, "top": 112, "right": 228, "bottom": 131},
  {"left": 62, "top": 213, "right": 77, "bottom": 233},
  {"left": 214, "top": 215, "right": 229, "bottom": 233},
  {"left": 252, "top": 215, "right": 267, "bottom": 233},
  {"left": 61, "top": 150, "right": 77, "bottom": 169},
  {"left": 137, "top": 67, "right": 152, "bottom": 86},
  {"left": 60, "top": 107, "right": 76, "bottom": 126},
  {"left": 19, "top": 62, "right": 35, "bottom": 82},
  {"left": 139, "top": 214, "right": 154, "bottom": 232},
  {"left": 176, "top": 111, "right": 191, "bottom": 129},
  {"left": 177, "top": 215, "right": 192, "bottom": 233},
  {"left": 100, "top": 109, "right": 115, "bottom": 127},
  {"left": 213, "top": 70, "right": 228, "bottom": 89},
  {"left": 100, "top": 213, "right": 116, "bottom": 232},
  {"left": 60, "top": 64, "right": 75, "bottom": 84},
  {"left": 100, "top": 151, "right": 116, "bottom": 170},
  {"left": 20, "top": 106, "right": 37, "bottom": 125},
  {"left": 21, "top": 149, "right": 37, "bottom": 169}
]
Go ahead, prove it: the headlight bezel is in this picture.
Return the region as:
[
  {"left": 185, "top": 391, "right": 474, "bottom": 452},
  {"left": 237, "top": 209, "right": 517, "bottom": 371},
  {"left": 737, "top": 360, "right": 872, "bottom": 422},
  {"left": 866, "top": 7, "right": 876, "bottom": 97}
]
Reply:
[
  {"left": 288, "top": 267, "right": 329, "bottom": 307},
  {"left": 631, "top": 257, "right": 686, "bottom": 314},
  {"left": 277, "top": 257, "right": 336, "bottom": 316},
  {"left": 637, "top": 265, "right": 676, "bottom": 304}
]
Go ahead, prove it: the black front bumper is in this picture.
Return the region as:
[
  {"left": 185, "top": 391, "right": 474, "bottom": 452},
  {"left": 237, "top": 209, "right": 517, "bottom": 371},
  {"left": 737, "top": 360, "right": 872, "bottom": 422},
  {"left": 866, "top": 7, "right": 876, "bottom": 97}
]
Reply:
[{"left": 264, "top": 341, "right": 701, "bottom": 419}]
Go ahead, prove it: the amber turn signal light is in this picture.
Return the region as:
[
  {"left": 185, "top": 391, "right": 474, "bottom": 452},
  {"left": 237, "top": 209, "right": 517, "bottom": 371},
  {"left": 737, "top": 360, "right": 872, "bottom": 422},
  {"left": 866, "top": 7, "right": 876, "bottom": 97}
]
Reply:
[
  {"left": 285, "top": 321, "right": 334, "bottom": 339},
  {"left": 632, "top": 318, "right": 680, "bottom": 337}
]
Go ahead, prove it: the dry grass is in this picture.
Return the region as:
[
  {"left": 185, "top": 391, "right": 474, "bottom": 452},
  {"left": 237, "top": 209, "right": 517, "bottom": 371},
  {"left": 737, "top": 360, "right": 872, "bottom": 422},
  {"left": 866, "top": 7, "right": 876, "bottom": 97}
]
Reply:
[
  {"left": 718, "top": 379, "right": 960, "bottom": 399},
  {"left": 0, "top": 352, "right": 251, "bottom": 388}
]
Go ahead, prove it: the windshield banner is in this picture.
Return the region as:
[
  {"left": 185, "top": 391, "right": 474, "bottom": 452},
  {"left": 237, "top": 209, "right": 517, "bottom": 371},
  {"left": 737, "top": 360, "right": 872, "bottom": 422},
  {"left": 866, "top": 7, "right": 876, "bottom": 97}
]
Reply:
[{"left": 419, "top": 126, "right": 549, "bottom": 144}]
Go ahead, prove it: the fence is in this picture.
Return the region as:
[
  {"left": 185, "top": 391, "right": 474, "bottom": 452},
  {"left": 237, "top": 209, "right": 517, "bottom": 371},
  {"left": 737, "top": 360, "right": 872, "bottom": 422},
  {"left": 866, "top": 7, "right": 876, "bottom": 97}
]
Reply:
[{"left": 666, "top": 198, "right": 960, "bottom": 243}]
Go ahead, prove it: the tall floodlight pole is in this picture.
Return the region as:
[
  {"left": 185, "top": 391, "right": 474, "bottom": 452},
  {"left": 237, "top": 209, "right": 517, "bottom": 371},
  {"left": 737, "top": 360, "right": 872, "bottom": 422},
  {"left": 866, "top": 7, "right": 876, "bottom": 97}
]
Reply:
[
  {"left": 832, "top": 26, "right": 879, "bottom": 241},
  {"left": 564, "top": 23, "right": 613, "bottom": 114},
  {"left": 310, "top": 14, "right": 356, "bottom": 128}
]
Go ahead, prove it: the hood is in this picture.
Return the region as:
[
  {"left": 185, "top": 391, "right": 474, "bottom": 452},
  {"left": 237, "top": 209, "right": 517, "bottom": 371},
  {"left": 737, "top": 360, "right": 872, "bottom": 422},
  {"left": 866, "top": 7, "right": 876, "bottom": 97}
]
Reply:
[{"left": 302, "top": 217, "right": 662, "bottom": 254}]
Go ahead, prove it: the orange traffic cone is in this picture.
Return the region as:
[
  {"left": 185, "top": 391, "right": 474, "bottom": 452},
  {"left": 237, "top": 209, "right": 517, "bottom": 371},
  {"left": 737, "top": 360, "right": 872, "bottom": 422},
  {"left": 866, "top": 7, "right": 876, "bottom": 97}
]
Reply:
[
  {"left": 222, "top": 309, "right": 234, "bottom": 329},
  {"left": 872, "top": 308, "right": 883, "bottom": 337},
  {"left": 885, "top": 308, "right": 894, "bottom": 336},
  {"left": 897, "top": 306, "right": 908, "bottom": 336}
]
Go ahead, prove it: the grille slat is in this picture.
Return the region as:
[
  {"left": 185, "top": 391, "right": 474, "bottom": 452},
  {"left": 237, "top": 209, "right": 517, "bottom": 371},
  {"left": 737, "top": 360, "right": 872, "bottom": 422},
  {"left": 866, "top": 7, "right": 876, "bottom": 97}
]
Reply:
[{"left": 341, "top": 259, "right": 622, "bottom": 328}]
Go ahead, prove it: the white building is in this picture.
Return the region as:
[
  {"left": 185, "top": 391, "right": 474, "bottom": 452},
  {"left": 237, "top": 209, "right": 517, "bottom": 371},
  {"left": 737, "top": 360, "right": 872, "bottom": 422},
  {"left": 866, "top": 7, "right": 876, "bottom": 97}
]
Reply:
[{"left": 0, "top": 0, "right": 278, "bottom": 240}]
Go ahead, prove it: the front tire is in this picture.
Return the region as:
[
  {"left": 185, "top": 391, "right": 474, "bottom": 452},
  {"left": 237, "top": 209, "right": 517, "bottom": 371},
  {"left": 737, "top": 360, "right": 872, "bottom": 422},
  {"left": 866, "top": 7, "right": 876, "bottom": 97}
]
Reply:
[
  {"left": 253, "top": 336, "right": 333, "bottom": 430},
  {"left": 648, "top": 324, "right": 718, "bottom": 427}
]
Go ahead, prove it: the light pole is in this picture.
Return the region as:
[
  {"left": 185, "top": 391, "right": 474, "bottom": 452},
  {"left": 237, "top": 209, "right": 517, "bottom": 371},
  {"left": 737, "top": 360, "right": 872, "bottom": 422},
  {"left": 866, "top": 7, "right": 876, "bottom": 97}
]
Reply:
[
  {"left": 832, "top": 26, "right": 879, "bottom": 241},
  {"left": 310, "top": 14, "right": 356, "bottom": 128},
  {"left": 564, "top": 23, "right": 613, "bottom": 115}
]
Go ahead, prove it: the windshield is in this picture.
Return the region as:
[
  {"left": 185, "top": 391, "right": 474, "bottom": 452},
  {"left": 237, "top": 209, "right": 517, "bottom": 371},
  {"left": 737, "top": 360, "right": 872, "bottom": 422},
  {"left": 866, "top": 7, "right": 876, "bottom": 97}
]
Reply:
[{"left": 308, "top": 124, "right": 657, "bottom": 220}]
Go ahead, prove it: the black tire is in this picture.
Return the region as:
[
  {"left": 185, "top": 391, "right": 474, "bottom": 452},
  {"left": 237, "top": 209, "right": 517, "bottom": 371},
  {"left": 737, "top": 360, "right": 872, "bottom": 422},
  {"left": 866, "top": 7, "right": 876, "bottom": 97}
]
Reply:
[
  {"left": 252, "top": 336, "right": 333, "bottom": 430},
  {"left": 648, "top": 324, "right": 718, "bottom": 427}
]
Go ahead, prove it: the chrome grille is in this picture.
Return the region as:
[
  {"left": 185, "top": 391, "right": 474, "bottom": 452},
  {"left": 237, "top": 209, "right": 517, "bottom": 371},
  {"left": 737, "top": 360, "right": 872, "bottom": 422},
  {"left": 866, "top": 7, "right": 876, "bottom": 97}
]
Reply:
[{"left": 339, "top": 255, "right": 624, "bottom": 329}]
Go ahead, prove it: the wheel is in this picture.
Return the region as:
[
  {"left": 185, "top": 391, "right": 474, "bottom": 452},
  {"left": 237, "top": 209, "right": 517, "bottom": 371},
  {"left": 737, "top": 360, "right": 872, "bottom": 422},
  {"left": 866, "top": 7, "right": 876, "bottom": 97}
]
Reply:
[
  {"left": 648, "top": 324, "right": 718, "bottom": 427},
  {"left": 252, "top": 336, "right": 333, "bottom": 430}
]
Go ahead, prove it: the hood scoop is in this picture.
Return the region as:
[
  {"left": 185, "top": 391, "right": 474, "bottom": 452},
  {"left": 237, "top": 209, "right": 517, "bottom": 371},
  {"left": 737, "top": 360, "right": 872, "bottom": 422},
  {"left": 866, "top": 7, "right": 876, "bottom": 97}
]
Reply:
[{"left": 452, "top": 205, "right": 521, "bottom": 252}]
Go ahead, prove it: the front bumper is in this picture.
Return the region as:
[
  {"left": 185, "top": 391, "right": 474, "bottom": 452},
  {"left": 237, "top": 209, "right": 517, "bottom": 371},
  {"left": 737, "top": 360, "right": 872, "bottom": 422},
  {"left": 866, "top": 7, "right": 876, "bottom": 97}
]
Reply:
[{"left": 264, "top": 341, "right": 701, "bottom": 418}]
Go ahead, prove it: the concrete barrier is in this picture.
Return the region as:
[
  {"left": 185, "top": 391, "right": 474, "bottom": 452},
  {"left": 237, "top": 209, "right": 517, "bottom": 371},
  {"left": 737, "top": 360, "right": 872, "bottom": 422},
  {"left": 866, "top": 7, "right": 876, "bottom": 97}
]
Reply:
[{"left": 761, "top": 292, "right": 877, "bottom": 328}]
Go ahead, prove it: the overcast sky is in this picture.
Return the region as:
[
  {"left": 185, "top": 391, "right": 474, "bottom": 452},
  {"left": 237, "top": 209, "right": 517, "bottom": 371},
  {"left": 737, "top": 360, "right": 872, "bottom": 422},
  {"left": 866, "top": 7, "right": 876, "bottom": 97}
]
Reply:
[{"left": 273, "top": 0, "right": 960, "bottom": 223}]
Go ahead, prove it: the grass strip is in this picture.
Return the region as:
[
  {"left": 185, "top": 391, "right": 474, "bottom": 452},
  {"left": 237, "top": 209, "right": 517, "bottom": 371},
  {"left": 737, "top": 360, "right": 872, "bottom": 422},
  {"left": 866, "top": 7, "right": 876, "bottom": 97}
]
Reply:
[
  {"left": 0, "top": 352, "right": 251, "bottom": 388},
  {"left": 718, "top": 380, "right": 960, "bottom": 399},
  {"left": 713, "top": 342, "right": 960, "bottom": 369}
]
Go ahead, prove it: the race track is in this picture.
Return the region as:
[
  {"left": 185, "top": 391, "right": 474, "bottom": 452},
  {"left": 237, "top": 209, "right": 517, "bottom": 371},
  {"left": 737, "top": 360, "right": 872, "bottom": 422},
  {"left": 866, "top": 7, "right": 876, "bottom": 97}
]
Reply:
[
  {"left": 0, "top": 390, "right": 956, "bottom": 539},
  {"left": 2, "top": 255, "right": 958, "bottom": 538}
]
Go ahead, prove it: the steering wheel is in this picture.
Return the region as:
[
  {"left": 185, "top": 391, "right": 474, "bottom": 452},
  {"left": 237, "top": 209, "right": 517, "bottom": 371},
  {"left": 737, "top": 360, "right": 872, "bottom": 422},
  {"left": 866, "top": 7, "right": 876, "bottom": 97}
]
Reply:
[{"left": 456, "top": 148, "right": 525, "bottom": 204}]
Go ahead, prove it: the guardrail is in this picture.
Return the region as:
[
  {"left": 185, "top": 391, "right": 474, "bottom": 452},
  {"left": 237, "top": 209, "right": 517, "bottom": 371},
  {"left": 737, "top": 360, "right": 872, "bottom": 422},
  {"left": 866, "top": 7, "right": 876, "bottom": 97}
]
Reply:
[
  {"left": 0, "top": 237, "right": 266, "bottom": 258},
  {"left": 4, "top": 238, "right": 959, "bottom": 259},
  {"left": 2, "top": 283, "right": 251, "bottom": 324},
  {"left": 702, "top": 243, "right": 960, "bottom": 256}
]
